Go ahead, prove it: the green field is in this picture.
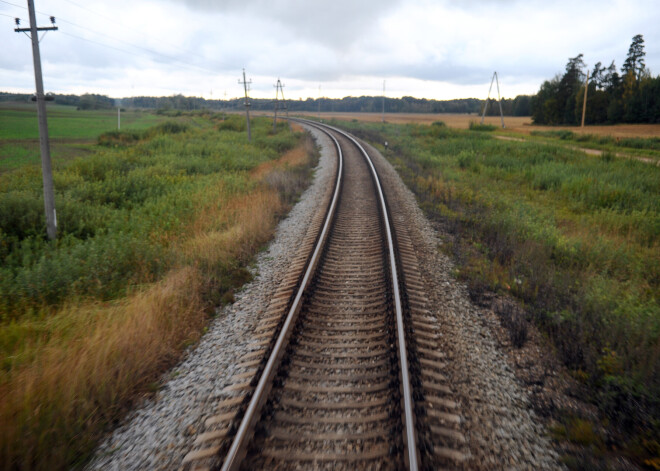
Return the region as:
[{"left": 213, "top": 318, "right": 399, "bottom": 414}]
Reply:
[
  {"left": 0, "top": 104, "right": 173, "bottom": 173},
  {"left": 0, "top": 104, "right": 166, "bottom": 140},
  {"left": 336, "top": 119, "right": 659, "bottom": 467}
]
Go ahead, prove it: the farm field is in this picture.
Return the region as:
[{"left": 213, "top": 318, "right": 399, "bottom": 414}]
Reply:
[
  {"left": 292, "top": 111, "right": 660, "bottom": 137},
  {"left": 333, "top": 118, "right": 660, "bottom": 466},
  {"left": 291, "top": 111, "right": 660, "bottom": 164},
  {"left": 0, "top": 109, "right": 315, "bottom": 470},
  {"left": 0, "top": 104, "right": 172, "bottom": 172}
]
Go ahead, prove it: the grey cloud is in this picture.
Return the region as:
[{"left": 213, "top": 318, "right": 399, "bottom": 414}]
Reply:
[{"left": 165, "top": 0, "right": 403, "bottom": 48}]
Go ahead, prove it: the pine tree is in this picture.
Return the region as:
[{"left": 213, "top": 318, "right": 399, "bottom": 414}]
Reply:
[{"left": 622, "top": 34, "right": 646, "bottom": 80}]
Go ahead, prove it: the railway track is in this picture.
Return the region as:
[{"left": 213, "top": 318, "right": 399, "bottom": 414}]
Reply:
[{"left": 181, "top": 121, "right": 468, "bottom": 470}]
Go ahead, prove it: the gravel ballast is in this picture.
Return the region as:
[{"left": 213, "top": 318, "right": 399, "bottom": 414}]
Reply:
[{"left": 87, "top": 124, "right": 562, "bottom": 470}]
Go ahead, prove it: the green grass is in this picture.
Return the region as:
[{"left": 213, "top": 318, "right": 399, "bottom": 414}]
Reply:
[
  {"left": 0, "top": 114, "right": 297, "bottom": 318},
  {"left": 337, "top": 118, "right": 659, "bottom": 466}
]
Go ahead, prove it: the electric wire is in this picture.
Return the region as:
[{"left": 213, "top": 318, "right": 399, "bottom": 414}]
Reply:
[
  {"left": 55, "top": 18, "right": 217, "bottom": 74},
  {"left": 58, "top": 31, "right": 217, "bottom": 75},
  {"left": 3, "top": 0, "right": 215, "bottom": 75},
  {"left": 58, "top": 0, "right": 207, "bottom": 61}
]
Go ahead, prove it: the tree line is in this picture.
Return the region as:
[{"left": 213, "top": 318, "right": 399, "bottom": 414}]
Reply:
[
  {"left": 531, "top": 34, "right": 660, "bottom": 125},
  {"left": 1, "top": 91, "right": 536, "bottom": 116}
]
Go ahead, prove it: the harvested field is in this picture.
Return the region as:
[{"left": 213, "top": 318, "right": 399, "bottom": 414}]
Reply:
[{"left": 284, "top": 112, "right": 660, "bottom": 138}]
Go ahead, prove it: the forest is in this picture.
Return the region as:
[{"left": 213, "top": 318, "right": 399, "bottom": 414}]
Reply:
[
  {"left": 531, "top": 34, "right": 660, "bottom": 125},
  {"left": 0, "top": 91, "right": 533, "bottom": 116}
]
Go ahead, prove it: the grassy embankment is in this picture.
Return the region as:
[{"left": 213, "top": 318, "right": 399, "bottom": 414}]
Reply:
[
  {"left": 338, "top": 119, "right": 659, "bottom": 468},
  {"left": 0, "top": 107, "right": 315, "bottom": 470}
]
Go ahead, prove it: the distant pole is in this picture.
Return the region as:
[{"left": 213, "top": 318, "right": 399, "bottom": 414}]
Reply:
[
  {"left": 15, "top": 1, "right": 58, "bottom": 240},
  {"left": 581, "top": 70, "right": 590, "bottom": 128},
  {"left": 318, "top": 85, "right": 321, "bottom": 120},
  {"left": 272, "top": 78, "right": 282, "bottom": 132},
  {"left": 382, "top": 80, "right": 386, "bottom": 123},
  {"left": 238, "top": 69, "right": 252, "bottom": 141},
  {"left": 481, "top": 71, "right": 505, "bottom": 128},
  {"left": 494, "top": 71, "right": 505, "bottom": 129},
  {"left": 480, "top": 73, "right": 494, "bottom": 125},
  {"left": 273, "top": 78, "right": 287, "bottom": 132},
  {"left": 117, "top": 107, "right": 121, "bottom": 130}
]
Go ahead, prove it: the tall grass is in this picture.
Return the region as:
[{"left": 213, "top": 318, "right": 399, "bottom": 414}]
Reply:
[
  {"left": 340, "top": 119, "right": 659, "bottom": 464},
  {"left": 0, "top": 114, "right": 315, "bottom": 469}
]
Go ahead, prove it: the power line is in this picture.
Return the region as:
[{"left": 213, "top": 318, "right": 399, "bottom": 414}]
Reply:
[
  {"left": 4, "top": 0, "right": 212, "bottom": 73},
  {"left": 56, "top": 18, "right": 215, "bottom": 73},
  {"left": 58, "top": 0, "right": 207, "bottom": 62},
  {"left": 0, "top": 0, "right": 26, "bottom": 9},
  {"left": 58, "top": 30, "right": 217, "bottom": 75}
]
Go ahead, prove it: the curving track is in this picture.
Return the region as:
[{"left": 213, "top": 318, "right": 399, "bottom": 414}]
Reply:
[{"left": 181, "top": 121, "right": 467, "bottom": 471}]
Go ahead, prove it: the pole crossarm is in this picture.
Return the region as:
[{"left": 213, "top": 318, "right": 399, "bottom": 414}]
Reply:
[{"left": 14, "top": 26, "right": 58, "bottom": 32}]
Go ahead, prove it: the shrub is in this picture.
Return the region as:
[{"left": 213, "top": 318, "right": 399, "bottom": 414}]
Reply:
[{"left": 469, "top": 121, "right": 497, "bottom": 131}]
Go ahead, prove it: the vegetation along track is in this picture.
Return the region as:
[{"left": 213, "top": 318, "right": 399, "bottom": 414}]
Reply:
[{"left": 182, "top": 120, "right": 468, "bottom": 470}]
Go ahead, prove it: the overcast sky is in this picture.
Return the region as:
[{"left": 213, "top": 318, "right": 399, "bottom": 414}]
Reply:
[{"left": 1, "top": 0, "right": 659, "bottom": 100}]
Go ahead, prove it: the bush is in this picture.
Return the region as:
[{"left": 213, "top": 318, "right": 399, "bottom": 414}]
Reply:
[{"left": 469, "top": 121, "right": 497, "bottom": 131}]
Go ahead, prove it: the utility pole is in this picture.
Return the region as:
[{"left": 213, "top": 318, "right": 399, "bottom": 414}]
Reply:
[
  {"left": 481, "top": 71, "right": 505, "bottom": 129},
  {"left": 382, "top": 80, "right": 386, "bottom": 123},
  {"left": 273, "top": 78, "right": 287, "bottom": 132},
  {"left": 238, "top": 69, "right": 252, "bottom": 141},
  {"left": 317, "top": 85, "right": 321, "bottom": 121},
  {"left": 15, "top": 1, "right": 58, "bottom": 240},
  {"left": 581, "top": 70, "right": 590, "bottom": 128}
]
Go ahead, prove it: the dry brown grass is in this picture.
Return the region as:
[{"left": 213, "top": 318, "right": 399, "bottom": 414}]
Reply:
[
  {"left": 0, "top": 267, "right": 206, "bottom": 469},
  {"left": 250, "top": 144, "right": 308, "bottom": 180},
  {"left": 0, "top": 137, "right": 311, "bottom": 470},
  {"left": 293, "top": 111, "right": 660, "bottom": 138}
]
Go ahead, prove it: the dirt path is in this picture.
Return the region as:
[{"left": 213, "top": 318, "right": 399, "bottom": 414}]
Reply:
[{"left": 493, "top": 135, "right": 660, "bottom": 166}]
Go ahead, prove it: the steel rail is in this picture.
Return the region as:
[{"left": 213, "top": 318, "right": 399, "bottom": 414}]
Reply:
[
  {"left": 320, "top": 121, "right": 419, "bottom": 471},
  {"left": 220, "top": 121, "right": 343, "bottom": 471},
  {"left": 220, "top": 118, "right": 419, "bottom": 470}
]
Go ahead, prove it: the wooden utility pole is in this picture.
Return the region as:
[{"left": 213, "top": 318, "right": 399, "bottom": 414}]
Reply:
[
  {"left": 15, "top": 1, "right": 58, "bottom": 240},
  {"left": 481, "top": 71, "right": 505, "bottom": 129},
  {"left": 581, "top": 70, "right": 590, "bottom": 128},
  {"left": 238, "top": 69, "right": 252, "bottom": 141}
]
